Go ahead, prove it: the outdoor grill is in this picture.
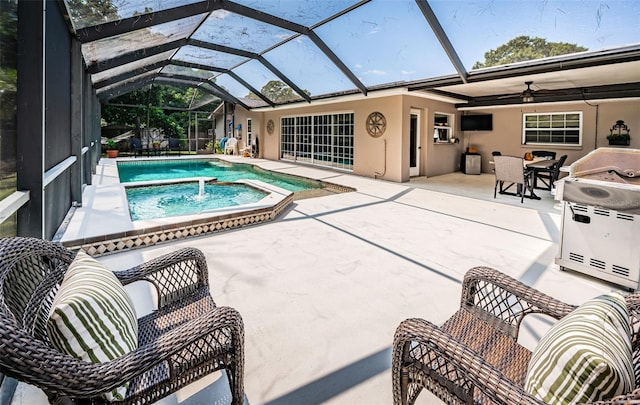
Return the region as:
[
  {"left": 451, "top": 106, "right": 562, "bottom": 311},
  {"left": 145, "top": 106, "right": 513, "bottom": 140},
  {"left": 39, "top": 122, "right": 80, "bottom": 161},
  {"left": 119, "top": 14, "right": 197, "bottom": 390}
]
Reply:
[{"left": 555, "top": 148, "right": 640, "bottom": 290}]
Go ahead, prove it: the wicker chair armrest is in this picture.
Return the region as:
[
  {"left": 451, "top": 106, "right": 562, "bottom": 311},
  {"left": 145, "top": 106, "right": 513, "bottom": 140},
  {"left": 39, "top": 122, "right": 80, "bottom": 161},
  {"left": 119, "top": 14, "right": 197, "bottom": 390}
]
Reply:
[
  {"left": 461, "top": 266, "right": 576, "bottom": 338},
  {"left": 1, "top": 306, "right": 243, "bottom": 399},
  {"left": 393, "top": 317, "right": 546, "bottom": 405},
  {"left": 589, "top": 387, "right": 640, "bottom": 404},
  {"left": 624, "top": 293, "right": 640, "bottom": 342},
  {"left": 114, "top": 247, "right": 209, "bottom": 308}
]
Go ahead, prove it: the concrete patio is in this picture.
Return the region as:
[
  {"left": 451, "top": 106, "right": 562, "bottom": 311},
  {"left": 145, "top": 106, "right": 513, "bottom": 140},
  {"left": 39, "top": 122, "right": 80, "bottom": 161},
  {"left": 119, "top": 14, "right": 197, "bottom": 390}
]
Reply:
[{"left": 11, "top": 156, "right": 622, "bottom": 405}]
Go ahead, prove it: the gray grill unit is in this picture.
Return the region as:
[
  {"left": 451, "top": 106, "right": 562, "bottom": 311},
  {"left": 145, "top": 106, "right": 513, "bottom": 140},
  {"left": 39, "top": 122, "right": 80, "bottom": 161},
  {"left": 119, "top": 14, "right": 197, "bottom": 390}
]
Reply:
[{"left": 555, "top": 148, "right": 640, "bottom": 290}]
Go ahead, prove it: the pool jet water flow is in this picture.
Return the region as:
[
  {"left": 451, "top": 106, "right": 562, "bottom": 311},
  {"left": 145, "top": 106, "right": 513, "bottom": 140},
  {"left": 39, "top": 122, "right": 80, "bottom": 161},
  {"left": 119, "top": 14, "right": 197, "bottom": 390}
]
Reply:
[{"left": 198, "top": 178, "right": 205, "bottom": 198}]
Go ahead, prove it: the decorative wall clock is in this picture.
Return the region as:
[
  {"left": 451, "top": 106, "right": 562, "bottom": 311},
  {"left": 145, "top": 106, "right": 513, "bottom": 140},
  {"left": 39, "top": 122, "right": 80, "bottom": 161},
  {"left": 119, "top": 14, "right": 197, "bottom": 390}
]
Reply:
[{"left": 366, "top": 112, "right": 386, "bottom": 137}]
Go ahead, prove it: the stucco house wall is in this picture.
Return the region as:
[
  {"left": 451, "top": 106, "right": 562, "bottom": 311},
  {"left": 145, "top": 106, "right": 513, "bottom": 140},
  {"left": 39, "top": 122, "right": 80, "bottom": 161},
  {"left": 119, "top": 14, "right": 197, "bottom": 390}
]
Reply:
[
  {"left": 459, "top": 99, "right": 640, "bottom": 173},
  {"left": 253, "top": 92, "right": 465, "bottom": 182},
  {"left": 227, "top": 95, "right": 639, "bottom": 182}
]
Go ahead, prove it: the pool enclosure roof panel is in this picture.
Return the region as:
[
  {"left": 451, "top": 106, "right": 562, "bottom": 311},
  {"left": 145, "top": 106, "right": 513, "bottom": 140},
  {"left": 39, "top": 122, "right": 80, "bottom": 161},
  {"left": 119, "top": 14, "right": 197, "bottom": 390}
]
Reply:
[{"left": 62, "top": 0, "right": 640, "bottom": 108}]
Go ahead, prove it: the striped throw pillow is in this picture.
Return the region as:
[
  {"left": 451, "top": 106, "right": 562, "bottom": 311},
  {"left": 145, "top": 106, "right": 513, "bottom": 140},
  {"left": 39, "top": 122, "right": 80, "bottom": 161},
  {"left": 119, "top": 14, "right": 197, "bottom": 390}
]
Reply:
[
  {"left": 47, "top": 251, "right": 138, "bottom": 402},
  {"left": 525, "top": 292, "right": 634, "bottom": 404}
]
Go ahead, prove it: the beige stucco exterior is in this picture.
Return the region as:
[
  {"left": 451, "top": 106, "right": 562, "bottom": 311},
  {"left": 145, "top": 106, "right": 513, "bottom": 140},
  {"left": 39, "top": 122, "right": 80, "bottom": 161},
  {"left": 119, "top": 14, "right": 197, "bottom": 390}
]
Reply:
[
  {"left": 217, "top": 93, "right": 640, "bottom": 183},
  {"left": 459, "top": 99, "right": 640, "bottom": 174}
]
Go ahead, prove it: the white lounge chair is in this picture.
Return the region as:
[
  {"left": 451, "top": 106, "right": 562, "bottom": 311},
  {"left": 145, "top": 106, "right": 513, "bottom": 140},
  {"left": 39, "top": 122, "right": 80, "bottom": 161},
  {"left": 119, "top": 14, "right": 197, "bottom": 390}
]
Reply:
[{"left": 225, "top": 138, "right": 238, "bottom": 155}]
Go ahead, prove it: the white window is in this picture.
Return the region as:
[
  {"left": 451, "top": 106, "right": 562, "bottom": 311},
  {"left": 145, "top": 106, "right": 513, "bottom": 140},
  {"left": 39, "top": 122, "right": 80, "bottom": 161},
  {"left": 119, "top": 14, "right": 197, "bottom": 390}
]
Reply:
[
  {"left": 523, "top": 112, "right": 582, "bottom": 145},
  {"left": 280, "top": 113, "right": 353, "bottom": 170},
  {"left": 246, "top": 118, "right": 252, "bottom": 147}
]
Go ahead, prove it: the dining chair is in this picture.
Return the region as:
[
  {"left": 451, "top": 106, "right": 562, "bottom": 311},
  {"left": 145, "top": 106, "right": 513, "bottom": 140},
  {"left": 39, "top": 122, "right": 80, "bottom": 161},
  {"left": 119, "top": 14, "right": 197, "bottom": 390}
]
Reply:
[
  {"left": 493, "top": 155, "right": 535, "bottom": 203},
  {"left": 531, "top": 150, "right": 556, "bottom": 159},
  {"left": 534, "top": 154, "right": 568, "bottom": 190}
]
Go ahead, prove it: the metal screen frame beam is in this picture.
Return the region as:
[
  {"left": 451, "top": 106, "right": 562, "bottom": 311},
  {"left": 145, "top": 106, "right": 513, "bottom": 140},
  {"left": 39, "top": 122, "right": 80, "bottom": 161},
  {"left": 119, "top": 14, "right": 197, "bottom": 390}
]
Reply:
[
  {"left": 93, "top": 60, "right": 169, "bottom": 89},
  {"left": 74, "top": 1, "right": 220, "bottom": 43},
  {"left": 222, "top": 0, "right": 367, "bottom": 95},
  {"left": 186, "top": 39, "right": 310, "bottom": 102},
  {"left": 155, "top": 76, "right": 250, "bottom": 110},
  {"left": 415, "top": 0, "right": 468, "bottom": 83},
  {"left": 169, "top": 60, "right": 274, "bottom": 107},
  {"left": 86, "top": 38, "right": 186, "bottom": 74},
  {"left": 97, "top": 77, "right": 154, "bottom": 101}
]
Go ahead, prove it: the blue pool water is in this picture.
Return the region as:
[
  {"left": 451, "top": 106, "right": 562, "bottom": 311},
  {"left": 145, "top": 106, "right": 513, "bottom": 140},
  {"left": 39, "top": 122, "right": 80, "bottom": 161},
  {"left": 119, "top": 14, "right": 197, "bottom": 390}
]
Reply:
[
  {"left": 126, "top": 182, "right": 267, "bottom": 221},
  {"left": 118, "top": 159, "right": 322, "bottom": 192}
]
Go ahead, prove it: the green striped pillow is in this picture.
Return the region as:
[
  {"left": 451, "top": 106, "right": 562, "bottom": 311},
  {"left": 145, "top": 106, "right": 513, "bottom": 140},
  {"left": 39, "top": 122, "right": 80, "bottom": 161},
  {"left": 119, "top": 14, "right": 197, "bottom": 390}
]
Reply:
[
  {"left": 47, "top": 251, "right": 138, "bottom": 402},
  {"left": 525, "top": 292, "right": 634, "bottom": 404}
]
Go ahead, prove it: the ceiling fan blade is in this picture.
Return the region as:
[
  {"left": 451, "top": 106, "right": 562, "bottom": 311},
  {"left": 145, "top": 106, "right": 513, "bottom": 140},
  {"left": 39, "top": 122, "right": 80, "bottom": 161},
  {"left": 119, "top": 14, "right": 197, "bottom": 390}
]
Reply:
[{"left": 497, "top": 93, "right": 520, "bottom": 99}]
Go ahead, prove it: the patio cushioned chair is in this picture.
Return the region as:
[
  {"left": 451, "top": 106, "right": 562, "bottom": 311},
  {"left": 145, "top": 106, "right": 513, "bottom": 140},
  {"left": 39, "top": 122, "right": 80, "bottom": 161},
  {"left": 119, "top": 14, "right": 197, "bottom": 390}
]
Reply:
[
  {"left": 0, "top": 237, "right": 244, "bottom": 404},
  {"left": 493, "top": 155, "right": 535, "bottom": 203},
  {"left": 392, "top": 266, "right": 640, "bottom": 405}
]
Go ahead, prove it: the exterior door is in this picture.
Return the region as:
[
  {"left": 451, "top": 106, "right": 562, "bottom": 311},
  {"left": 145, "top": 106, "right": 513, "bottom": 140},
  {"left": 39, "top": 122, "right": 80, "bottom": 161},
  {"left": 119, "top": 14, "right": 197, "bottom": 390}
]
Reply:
[{"left": 410, "top": 109, "right": 421, "bottom": 176}]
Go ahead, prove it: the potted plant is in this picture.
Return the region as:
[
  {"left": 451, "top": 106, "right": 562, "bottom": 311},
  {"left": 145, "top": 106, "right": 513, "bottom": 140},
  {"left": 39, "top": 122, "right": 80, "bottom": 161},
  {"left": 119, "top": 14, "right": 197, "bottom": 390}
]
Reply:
[
  {"left": 197, "top": 140, "right": 215, "bottom": 155},
  {"left": 607, "top": 120, "right": 631, "bottom": 146},
  {"left": 106, "top": 139, "right": 119, "bottom": 158}
]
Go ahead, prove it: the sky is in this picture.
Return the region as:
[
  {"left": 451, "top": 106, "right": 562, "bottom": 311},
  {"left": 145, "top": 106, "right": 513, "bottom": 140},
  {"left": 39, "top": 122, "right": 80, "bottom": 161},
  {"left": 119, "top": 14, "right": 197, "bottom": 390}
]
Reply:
[{"left": 76, "top": 0, "right": 640, "bottom": 102}]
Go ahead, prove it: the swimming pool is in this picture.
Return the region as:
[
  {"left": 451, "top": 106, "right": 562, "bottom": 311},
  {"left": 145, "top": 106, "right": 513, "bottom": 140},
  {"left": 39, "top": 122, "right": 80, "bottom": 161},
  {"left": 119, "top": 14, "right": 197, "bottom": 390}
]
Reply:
[
  {"left": 60, "top": 158, "right": 355, "bottom": 256},
  {"left": 118, "top": 159, "right": 323, "bottom": 192},
  {"left": 126, "top": 181, "right": 268, "bottom": 221}
]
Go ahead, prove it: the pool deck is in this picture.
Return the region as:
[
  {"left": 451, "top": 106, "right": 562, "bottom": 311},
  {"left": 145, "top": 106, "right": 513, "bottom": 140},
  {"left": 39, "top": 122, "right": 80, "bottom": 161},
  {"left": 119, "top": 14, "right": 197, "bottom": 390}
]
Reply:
[{"left": 14, "top": 155, "right": 623, "bottom": 404}]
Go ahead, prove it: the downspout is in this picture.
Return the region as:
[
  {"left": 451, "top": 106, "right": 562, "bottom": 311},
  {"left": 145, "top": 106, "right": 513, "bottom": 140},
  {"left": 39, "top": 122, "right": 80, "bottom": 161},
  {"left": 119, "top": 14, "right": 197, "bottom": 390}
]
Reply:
[
  {"left": 374, "top": 139, "right": 387, "bottom": 179},
  {"left": 582, "top": 88, "right": 599, "bottom": 150},
  {"left": 593, "top": 104, "right": 599, "bottom": 150}
]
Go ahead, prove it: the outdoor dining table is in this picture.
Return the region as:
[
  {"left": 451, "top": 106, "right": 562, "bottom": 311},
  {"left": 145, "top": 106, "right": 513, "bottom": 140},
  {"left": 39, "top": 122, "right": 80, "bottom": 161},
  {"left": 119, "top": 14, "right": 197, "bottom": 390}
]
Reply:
[
  {"left": 526, "top": 158, "right": 559, "bottom": 190},
  {"left": 489, "top": 157, "right": 556, "bottom": 200}
]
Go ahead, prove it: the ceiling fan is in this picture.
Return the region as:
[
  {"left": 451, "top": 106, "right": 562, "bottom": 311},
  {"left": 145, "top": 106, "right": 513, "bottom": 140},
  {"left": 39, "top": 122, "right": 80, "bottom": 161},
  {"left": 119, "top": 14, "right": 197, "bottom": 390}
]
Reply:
[
  {"left": 497, "top": 81, "right": 560, "bottom": 103},
  {"left": 482, "top": 80, "right": 596, "bottom": 106}
]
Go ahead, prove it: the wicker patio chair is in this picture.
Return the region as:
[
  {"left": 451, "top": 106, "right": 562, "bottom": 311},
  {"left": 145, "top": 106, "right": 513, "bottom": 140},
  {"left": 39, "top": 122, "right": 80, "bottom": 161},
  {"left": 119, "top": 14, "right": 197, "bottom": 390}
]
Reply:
[
  {"left": 392, "top": 266, "right": 640, "bottom": 405},
  {"left": 0, "top": 237, "right": 244, "bottom": 404}
]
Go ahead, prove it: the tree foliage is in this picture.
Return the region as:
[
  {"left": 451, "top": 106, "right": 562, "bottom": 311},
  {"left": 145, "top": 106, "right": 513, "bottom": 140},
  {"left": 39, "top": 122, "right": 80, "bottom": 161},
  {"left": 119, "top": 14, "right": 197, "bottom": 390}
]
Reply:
[
  {"left": 102, "top": 85, "right": 215, "bottom": 138},
  {"left": 473, "top": 36, "right": 588, "bottom": 69},
  {"left": 65, "top": 0, "right": 119, "bottom": 25},
  {"left": 246, "top": 80, "right": 308, "bottom": 102},
  {"left": 0, "top": 1, "right": 17, "bottom": 93},
  {"left": 0, "top": 1, "right": 17, "bottom": 122}
]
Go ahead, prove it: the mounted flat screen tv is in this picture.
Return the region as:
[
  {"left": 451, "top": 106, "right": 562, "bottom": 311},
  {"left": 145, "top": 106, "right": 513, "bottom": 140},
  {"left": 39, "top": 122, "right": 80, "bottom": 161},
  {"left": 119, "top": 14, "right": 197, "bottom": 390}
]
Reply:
[{"left": 461, "top": 114, "right": 493, "bottom": 131}]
